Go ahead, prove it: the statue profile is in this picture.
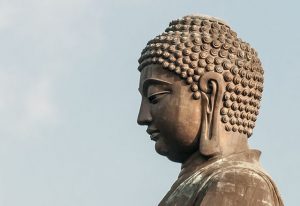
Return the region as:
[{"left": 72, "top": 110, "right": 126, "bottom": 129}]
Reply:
[{"left": 137, "top": 15, "right": 283, "bottom": 205}]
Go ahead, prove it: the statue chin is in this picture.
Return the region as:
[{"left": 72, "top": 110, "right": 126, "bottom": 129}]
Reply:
[
  {"left": 154, "top": 137, "right": 198, "bottom": 163},
  {"left": 154, "top": 139, "right": 168, "bottom": 157}
]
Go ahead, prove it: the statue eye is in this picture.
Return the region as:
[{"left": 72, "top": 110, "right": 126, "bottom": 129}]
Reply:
[{"left": 148, "top": 91, "right": 170, "bottom": 104}]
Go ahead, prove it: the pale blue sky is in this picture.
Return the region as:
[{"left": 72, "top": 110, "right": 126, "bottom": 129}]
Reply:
[{"left": 0, "top": 0, "right": 299, "bottom": 205}]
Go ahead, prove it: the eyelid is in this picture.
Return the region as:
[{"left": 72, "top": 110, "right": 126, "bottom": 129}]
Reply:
[
  {"left": 147, "top": 91, "right": 171, "bottom": 98},
  {"left": 142, "top": 79, "right": 172, "bottom": 96}
]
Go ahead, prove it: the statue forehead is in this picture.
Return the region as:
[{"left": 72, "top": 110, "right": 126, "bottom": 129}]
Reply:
[
  {"left": 140, "top": 64, "right": 179, "bottom": 83},
  {"left": 139, "top": 64, "right": 183, "bottom": 95},
  {"left": 140, "top": 64, "right": 163, "bottom": 79},
  {"left": 139, "top": 65, "right": 165, "bottom": 92}
]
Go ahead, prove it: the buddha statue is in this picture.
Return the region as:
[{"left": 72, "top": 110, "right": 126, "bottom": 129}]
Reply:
[{"left": 137, "top": 15, "right": 283, "bottom": 206}]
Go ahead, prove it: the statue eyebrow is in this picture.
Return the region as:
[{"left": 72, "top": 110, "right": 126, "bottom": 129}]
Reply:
[{"left": 140, "top": 78, "right": 172, "bottom": 96}]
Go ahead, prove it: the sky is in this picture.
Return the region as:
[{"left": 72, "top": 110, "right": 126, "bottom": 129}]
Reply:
[{"left": 0, "top": 0, "right": 299, "bottom": 205}]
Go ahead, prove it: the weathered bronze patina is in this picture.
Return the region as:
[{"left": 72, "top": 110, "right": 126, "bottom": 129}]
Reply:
[{"left": 137, "top": 15, "right": 283, "bottom": 206}]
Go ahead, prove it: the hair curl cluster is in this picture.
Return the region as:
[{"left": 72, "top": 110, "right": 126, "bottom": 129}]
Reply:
[{"left": 138, "top": 15, "right": 264, "bottom": 137}]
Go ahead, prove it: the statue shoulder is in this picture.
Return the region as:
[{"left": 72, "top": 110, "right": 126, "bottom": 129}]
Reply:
[{"left": 196, "top": 166, "right": 283, "bottom": 206}]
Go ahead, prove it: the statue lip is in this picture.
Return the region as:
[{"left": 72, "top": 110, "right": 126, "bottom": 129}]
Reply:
[
  {"left": 150, "top": 133, "right": 160, "bottom": 141},
  {"left": 146, "top": 128, "right": 160, "bottom": 141}
]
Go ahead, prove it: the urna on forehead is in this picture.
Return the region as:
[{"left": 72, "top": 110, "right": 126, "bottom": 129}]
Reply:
[{"left": 138, "top": 15, "right": 265, "bottom": 137}]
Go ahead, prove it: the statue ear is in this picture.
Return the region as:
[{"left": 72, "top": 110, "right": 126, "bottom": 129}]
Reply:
[{"left": 198, "top": 72, "right": 225, "bottom": 156}]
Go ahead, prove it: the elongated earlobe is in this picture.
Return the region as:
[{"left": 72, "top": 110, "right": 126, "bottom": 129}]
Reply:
[{"left": 198, "top": 72, "right": 225, "bottom": 156}]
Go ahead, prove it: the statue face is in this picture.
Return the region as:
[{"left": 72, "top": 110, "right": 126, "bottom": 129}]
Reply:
[{"left": 137, "top": 64, "right": 201, "bottom": 163}]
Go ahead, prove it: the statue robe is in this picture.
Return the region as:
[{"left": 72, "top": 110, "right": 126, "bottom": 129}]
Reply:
[{"left": 159, "top": 150, "right": 283, "bottom": 206}]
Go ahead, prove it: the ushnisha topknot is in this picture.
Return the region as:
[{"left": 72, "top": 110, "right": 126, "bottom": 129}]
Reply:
[{"left": 138, "top": 15, "right": 264, "bottom": 137}]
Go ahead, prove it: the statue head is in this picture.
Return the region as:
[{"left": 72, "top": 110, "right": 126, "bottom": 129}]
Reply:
[{"left": 137, "top": 15, "right": 264, "bottom": 163}]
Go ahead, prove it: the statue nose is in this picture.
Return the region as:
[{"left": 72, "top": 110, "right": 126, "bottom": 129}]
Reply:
[{"left": 137, "top": 99, "right": 152, "bottom": 126}]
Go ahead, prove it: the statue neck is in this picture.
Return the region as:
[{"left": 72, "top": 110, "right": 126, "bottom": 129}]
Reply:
[
  {"left": 179, "top": 134, "right": 250, "bottom": 178},
  {"left": 218, "top": 132, "right": 249, "bottom": 156},
  {"left": 179, "top": 146, "right": 258, "bottom": 180}
]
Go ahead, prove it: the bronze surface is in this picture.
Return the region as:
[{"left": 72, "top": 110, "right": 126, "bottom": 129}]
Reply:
[{"left": 137, "top": 15, "right": 283, "bottom": 206}]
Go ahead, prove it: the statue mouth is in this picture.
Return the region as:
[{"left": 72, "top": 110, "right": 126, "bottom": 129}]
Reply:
[
  {"left": 146, "top": 128, "right": 160, "bottom": 141},
  {"left": 150, "top": 133, "right": 160, "bottom": 141}
]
